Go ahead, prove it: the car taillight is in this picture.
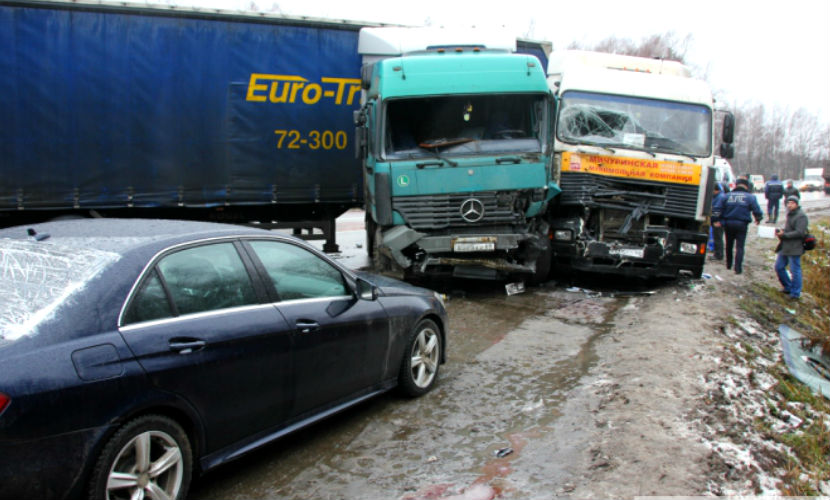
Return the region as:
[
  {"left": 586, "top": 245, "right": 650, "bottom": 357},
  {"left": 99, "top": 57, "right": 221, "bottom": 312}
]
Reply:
[{"left": 0, "top": 392, "right": 9, "bottom": 413}]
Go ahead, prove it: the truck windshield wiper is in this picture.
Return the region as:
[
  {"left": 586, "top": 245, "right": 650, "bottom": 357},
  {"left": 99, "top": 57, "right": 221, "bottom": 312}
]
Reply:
[
  {"left": 419, "top": 137, "right": 476, "bottom": 148},
  {"left": 417, "top": 142, "right": 460, "bottom": 167}
]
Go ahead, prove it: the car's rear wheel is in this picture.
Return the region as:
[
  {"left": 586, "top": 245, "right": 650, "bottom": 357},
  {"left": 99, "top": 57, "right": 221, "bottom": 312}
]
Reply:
[
  {"left": 399, "top": 319, "right": 442, "bottom": 397},
  {"left": 88, "top": 415, "right": 192, "bottom": 500}
]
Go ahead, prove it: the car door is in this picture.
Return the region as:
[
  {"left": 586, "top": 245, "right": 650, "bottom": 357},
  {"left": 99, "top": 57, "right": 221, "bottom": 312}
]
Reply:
[
  {"left": 119, "top": 240, "right": 295, "bottom": 452},
  {"left": 242, "top": 239, "right": 390, "bottom": 418}
]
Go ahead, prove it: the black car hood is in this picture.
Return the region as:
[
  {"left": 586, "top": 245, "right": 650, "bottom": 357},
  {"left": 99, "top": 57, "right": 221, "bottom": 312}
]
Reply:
[{"left": 355, "top": 271, "right": 433, "bottom": 298}]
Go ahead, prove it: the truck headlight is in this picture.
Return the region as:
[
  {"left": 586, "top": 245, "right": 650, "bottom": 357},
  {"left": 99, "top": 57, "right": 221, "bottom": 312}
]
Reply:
[
  {"left": 553, "top": 230, "right": 572, "bottom": 241},
  {"left": 679, "top": 242, "right": 698, "bottom": 254}
]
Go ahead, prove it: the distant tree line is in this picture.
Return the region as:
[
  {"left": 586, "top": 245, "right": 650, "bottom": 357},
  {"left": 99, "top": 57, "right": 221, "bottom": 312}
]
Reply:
[{"left": 568, "top": 33, "right": 830, "bottom": 180}]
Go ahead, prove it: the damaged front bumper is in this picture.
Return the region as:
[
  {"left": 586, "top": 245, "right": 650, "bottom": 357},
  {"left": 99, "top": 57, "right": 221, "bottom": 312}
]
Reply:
[
  {"left": 551, "top": 228, "right": 707, "bottom": 278},
  {"left": 379, "top": 225, "right": 546, "bottom": 280}
]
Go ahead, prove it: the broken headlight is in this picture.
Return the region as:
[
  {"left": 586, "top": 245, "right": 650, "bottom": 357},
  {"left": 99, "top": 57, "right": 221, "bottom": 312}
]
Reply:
[
  {"left": 679, "top": 242, "right": 698, "bottom": 254},
  {"left": 553, "top": 230, "right": 573, "bottom": 241}
]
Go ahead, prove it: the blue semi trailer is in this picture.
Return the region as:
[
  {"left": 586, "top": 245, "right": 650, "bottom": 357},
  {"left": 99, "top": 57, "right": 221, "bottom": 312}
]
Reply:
[
  {"left": 0, "top": 0, "right": 373, "bottom": 250},
  {"left": 0, "top": 0, "right": 549, "bottom": 253}
]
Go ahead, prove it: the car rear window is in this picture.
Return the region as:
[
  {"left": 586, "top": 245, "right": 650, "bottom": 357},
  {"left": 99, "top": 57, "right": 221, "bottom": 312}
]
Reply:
[{"left": 0, "top": 239, "right": 119, "bottom": 342}]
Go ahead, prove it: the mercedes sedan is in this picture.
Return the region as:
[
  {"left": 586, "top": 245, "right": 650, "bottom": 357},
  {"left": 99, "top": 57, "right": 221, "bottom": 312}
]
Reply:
[{"left": 0, "top": 219, "right": 448, "bottom": 500}]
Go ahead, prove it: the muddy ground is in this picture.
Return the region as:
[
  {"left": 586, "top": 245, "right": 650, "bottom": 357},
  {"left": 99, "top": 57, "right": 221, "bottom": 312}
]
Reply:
[{"left": 189, "top": 197, "right": 829, "bottom": 500}]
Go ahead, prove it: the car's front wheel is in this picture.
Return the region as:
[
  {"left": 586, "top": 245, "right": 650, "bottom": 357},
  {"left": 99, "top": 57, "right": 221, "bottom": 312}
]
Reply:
[
  {"left": 399, "top": 319, "right": 442, "bottom": 397},
  {"left": 88, "top": 415, "right": 192, "bottom": 500}
]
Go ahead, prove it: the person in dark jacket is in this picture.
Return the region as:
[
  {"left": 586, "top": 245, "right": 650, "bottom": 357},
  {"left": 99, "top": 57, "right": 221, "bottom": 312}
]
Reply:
[
  {"left": 764, "top": 174, "right": 784, "bottom": 223},
  {"left": 783, "top": 180, "right": 800, "bottom": 200},
  {"left": 774, "top": 196, "right": 809, "bottom": 299},
  {"left": 712, "top": 177, "right": 762, "bottom": 274},
  {"left": 710, "top": 182, "right": 728, "bottom": 260}
]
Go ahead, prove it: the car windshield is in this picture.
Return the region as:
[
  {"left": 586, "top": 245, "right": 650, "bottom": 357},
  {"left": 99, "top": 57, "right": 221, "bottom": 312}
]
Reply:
[
  {"left": 557, "top": 90, "right": 712, "bottom": 157},
  {"left": 0, "top": 239, "right": 118, "bottom": 342},
  {"left": 383, "top": 93, "right": 547, "bottom": 159}
]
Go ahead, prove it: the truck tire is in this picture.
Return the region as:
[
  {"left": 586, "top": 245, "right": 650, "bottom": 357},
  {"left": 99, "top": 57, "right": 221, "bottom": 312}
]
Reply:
[{"left": 528, "top": 238, "right": 552, "bottom": 286}]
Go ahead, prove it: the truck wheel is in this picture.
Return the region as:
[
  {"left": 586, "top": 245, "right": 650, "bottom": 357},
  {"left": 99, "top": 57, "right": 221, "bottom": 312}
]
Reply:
[
  {"left": 88, "top": 415, "right": 192, "bottom": 500},
  {"left": 398, "top": 319, "right": 442, "bottom": 397},
  {"left": 528, "top": 238, "right": 552, "bottom": 286}
]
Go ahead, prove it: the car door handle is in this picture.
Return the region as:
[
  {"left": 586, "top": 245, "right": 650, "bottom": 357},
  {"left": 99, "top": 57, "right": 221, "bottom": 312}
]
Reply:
[
  {"left": 169, "top": 338, "right": 207, "bottom": 354},
  {"left": 296, "top": 320, "right": 320, "bottom": 334}
]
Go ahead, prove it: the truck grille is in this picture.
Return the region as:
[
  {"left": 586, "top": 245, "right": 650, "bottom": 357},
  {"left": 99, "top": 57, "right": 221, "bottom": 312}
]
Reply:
[
  {"left": 393, "top": 192, "right": 523, "bottom": 230},
  {"left": 558, "top": 172, "right": 699, "bottom": 218}
]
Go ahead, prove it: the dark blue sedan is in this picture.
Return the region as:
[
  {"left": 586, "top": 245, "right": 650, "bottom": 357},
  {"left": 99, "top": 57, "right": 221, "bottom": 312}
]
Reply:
[{"left": 0, "top": 219, "right": 448, "bottom": 500}]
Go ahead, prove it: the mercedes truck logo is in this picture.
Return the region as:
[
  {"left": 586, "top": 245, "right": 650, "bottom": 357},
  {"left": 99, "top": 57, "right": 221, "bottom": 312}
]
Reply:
[{"left": 460, "top": 198, "right": 485, "bottom": 223}]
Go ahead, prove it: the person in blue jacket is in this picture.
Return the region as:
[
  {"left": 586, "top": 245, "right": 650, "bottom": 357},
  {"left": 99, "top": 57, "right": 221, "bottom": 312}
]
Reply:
[
  {"left": 709, "top": 182, "right": 729, "bottom": 260},
  {"left": 764, "top": 174, "right": 785, "bottom": 223},
  {"left": 712, "top": 177, "right": 763, "bottom": 274}
]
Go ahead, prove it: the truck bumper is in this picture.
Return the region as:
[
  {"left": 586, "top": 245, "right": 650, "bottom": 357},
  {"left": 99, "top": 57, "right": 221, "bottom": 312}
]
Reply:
[
  {"left": 551, "top": 230, "right": 707, "bottom": 279},
  {"left": 380, "top": 226, "right": 545, "bottom": 280}
]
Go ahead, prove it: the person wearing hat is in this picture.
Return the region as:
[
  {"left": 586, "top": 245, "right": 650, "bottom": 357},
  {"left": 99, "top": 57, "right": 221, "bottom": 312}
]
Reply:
[
  {"left": 783, "top": 180, "right": 800, "bottom": 201},
  {"left": 713, "top": 177, "right": 762, "bottom": 274},
  {"left": 709, "top": 182, "right": 728, "bottom": 260},
  {"left": 774, "top": 195, "right": 809, "bottom": 299},
  {"left": 764, "top": 174, "right": 784, "bottom": 223}
]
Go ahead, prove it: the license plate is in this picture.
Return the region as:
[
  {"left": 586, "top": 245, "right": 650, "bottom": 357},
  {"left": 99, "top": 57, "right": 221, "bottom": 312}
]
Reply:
[
  {"left": 610, "top": 248, "right": 644, "bottom": 259},
  {"left": 453, "top": 237, "right": 496, "bottom": 252},
  {"left": 454, "top": 242, "right": 495, "bottom": 252}
]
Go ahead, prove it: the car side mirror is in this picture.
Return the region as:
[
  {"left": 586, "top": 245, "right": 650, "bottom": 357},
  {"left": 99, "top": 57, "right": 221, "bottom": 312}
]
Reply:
[{"left": 356, "top": 278, "right": 378, "bottom": 301}]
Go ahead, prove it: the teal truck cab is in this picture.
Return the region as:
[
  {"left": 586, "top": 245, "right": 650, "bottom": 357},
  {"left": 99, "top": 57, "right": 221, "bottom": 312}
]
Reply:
[{"left": 355, "top": 28, "right": 559, "bottom": 282}]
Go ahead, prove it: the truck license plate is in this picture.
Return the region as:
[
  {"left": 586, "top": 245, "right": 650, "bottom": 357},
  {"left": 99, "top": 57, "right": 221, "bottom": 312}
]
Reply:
[
  {"left": 453, "top": 237, "right": 496, "bottom": 252},
  {"left": 610, "top": 248, "right": 645, "bottom": 259}
]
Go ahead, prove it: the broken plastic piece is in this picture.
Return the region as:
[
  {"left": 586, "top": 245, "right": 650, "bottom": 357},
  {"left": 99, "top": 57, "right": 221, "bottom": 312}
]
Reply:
[
  {"left": 779, "top": 325, "right": 830, "bottom": 399},
  {"left": 505, "top": 282, "right": 525, "bottom": 295},
  {"left": 494, "top": 447, "right": 513, "bottom": 458}
]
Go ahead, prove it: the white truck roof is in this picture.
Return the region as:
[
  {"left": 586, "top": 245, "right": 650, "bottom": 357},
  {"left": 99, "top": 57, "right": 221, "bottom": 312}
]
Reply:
[
  {"left": 547, "top": 50, "right": 692, "bottom": 78},
  {"left": 358, "top": 27, "right": 516, "bottom": 56},
  {"left": 547, "top": 50, "right": 711, "bottom": 106}
]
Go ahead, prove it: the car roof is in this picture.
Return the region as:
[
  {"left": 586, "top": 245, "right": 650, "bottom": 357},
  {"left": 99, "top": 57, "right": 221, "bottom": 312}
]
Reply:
[
  {"left": 0, "top": 219, "right": 301, "bottom": 346},
  {"left": 0, "top": 218, "right": 273, "bottom": 256}
]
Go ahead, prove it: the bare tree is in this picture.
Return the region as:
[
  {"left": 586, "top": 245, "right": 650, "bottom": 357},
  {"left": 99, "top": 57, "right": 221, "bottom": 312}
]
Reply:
[{"left": 568, "top": 32, "right": 691, "bottom": 63}]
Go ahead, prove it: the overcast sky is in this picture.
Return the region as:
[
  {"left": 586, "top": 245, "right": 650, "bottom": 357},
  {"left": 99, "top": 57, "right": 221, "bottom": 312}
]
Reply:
[{"left": 155, "top": 0, "right": 830, "bottom": 124}]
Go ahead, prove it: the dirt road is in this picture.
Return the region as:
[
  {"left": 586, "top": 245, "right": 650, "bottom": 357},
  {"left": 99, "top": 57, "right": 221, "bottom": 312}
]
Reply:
[{"left": 190, "top": 199, "right": 828, "bottom": 499}]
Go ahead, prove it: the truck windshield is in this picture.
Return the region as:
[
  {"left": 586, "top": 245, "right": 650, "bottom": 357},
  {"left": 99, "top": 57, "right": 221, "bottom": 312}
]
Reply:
[
  {"left": 557, "top": 91, "right": 712, "bottom": 157},
  {"left": 383, "top": 94, "right": 547, "bottom": 159}
]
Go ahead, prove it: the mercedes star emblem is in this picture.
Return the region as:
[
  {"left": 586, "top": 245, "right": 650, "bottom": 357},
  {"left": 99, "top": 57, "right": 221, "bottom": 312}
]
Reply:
[{"left": 460, "top": 198, "right": 485, "bottom": 223}]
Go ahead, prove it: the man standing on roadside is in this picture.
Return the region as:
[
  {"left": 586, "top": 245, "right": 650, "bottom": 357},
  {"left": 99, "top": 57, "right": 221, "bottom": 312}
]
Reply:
[
  {"left": 710, "top": 182, "right": 728, "bottom": 260},
  {"left": 783, "top": 180, "right": 800, "bottom": 201},
  {"left": 764, "top": 174, "right": 784, "bottom": 223},
  {"left": 775, "top": 196, "right": 809, "bottom": 300},
  {"left": 713, "top": 178, "right": 762, "bottom": 274}
]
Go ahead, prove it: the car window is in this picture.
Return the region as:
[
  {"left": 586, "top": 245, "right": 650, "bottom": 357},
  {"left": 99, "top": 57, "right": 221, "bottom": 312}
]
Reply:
[
  {"left": 122, "top": 270, "right": 173, "bottom": 324},
  {"left": 154, "top": 242, "right": 258, "bottom": 317},
  {"left": 248, "top": 241, "right": 348, "bottom": 300}
]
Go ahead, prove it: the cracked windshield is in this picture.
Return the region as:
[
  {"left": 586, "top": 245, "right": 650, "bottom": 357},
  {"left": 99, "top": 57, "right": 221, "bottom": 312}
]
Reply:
[
  {"left": 557, "top": 90, "right": 712, "bottom": 157},
  {"left": 384, "top": 94, "right": 547, "bottom": 158}
]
